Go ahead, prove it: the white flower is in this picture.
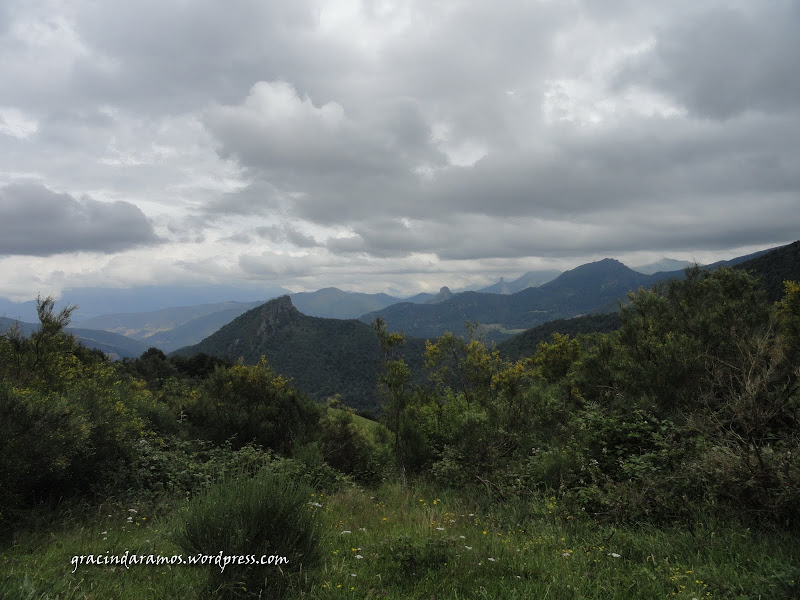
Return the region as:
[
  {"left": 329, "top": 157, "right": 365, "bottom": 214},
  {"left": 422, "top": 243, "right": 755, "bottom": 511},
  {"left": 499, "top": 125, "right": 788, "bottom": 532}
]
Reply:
[
  {"left": 459, "top": 535, "right": 465, "bottom": 539},
  {"left": 464, "top": 546, "right": 472, "bottom": 550},
  {"left": 436, "top": 527, "right": 444, "bottom": 531},
  {"left": 128, "top": 509, "right": 137, "bottom": 514},
  {"left": 562, "top": 552, "right": 572, "bottom": 557},
  {"left": 355, "top": 555, "right": 363, "bottom": 560},
  {"left": 488, "top": 557, "right": 496, "bottom": 562},
  {"left": 608, "top": 552, "right": 621, "bottom": 558},
  {"left": 308, "top": 501, "right": 323, "bottom": 507},
  {"left": 340, "top": 530, "right": 351, "bottom": 535},
  {"left": 101, "top": 531, "right": 107, "bottom": 535}
]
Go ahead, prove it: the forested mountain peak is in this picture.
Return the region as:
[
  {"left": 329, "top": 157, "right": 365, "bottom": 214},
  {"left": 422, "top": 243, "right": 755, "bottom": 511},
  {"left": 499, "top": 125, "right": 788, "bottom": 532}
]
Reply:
[{"left": 253, "top": 295, "right": 299, "bottom": 335}]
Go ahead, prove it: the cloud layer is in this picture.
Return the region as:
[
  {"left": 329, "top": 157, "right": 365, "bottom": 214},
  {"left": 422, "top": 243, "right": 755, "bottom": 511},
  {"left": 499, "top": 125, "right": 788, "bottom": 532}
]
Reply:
[
  {"left": 0, "top": 0, "right": 797, "bottom": 296},
  {"left": 0, "top": 183, "right": 160, "bottom": 256}
]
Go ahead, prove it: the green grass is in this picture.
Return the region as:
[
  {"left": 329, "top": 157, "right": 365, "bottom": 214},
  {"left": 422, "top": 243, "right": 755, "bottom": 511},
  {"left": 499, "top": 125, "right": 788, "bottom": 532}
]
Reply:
[{"left": 2, "top": 482, "right": 799, "bottom": 599}]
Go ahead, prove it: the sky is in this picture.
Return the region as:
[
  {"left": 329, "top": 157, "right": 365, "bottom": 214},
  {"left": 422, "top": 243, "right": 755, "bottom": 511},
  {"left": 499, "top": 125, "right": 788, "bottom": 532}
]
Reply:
[{"left": 1, "top": 0, "right": 798, "bottom": 301}]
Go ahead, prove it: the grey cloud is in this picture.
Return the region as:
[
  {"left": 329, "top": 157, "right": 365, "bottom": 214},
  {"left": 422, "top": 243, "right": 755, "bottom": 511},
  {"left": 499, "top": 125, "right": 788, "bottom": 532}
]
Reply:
[
  {"left": 324, "top": 191, "right": 800, "bottom": 261},
  {"left": 203, "top": 181, "right": 284, "bottom": 218},
  {"left": 203, "top": 81, "right": 443, "bottom": 179},
  {"left": 255, "top": 224, "right": 321, "bottom": 248},
  {"left": 616, "top": 3, "right": 800, "bottom": 119},
  {"left": 0, "top": 183, "right": 161, "bottom": 256}
]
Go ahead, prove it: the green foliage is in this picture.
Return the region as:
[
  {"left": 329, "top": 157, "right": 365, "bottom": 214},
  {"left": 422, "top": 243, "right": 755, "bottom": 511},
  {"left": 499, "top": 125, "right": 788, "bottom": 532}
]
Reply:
[
  {"left": 174, "top": 468, "right": 322, "bottom": 599},
  {"left": 531, "top": 332, "right": 583, "bottom": 383},
  {"left": 0, "top": 296, "right": 155, "bottom": 524},
  {"left": 319, "top": 408, "right": 389, "bottom": 482},
  {"left": 188, "top": 357, "right": 322, "bottom": 453}
]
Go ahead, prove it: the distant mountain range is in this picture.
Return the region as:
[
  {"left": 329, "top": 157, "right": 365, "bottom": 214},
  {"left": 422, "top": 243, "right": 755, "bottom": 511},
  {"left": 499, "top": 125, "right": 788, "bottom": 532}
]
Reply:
[
  {"left": 0, "top": 284, "right": 290, "bottom": 323},
  {"left": 2, "top": 241, "right": 795, "bottom": 368},
  {"left": 0, "top": 316, "right": 150, "bottom": 359},
  {"left": 169, "top": 241, "right": 798, "bottom": 410},
  {"left": 358, "top": 258, "right": 669, "bottom": 342},
  {"left": 630, "top": 258, "right": 696, "bottom": 274},
  {"left": 477, "top": 269, "right": 562, "bottom": 294},
  {"left": 69, "top": 288, "right": 432, "bottom": 352}
]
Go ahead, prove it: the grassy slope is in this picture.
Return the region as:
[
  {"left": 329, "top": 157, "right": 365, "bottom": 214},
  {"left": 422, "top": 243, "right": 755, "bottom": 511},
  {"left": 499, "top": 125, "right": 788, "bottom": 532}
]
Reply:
[{"left": 3, "top": 482, "right": 798, "bottom": 599}]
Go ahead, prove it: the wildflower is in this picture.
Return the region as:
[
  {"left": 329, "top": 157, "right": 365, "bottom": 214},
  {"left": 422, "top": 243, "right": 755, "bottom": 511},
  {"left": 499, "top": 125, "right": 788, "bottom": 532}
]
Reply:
[
  {"left": 465, "top": 546, "right": 472, "bottom": 550},
  {"left": 608, "top": 553, "right": 621, "bottom": 558},
  {"left": 436, "top": 527, "right": 445, "bottom": 531},
  {"left": 341, "top": 530, "right": 352, "bottom": 535},
  {"left": 488, "top": 557, "right": 496, "bottom": 562},
  {"left": 355, "top": 555, "right": 363, "bottom": 560}
]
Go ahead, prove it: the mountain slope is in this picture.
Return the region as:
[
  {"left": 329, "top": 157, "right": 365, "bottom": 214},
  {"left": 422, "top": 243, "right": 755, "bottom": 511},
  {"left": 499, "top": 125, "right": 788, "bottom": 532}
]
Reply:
[
  {"left": 733, "top": 240, "right": 800, "bottom": 301},
  {"left": 359, "top": 259, "right": 661, "bottom": 341},
  {"left": 497, "top": 240, "right": 800, "bottom": 360},
  {"left": 74, "top": 301, "right": 264, "bottom": 340},
  {"left": 478, "top": 269, "right": 561, "bottom": 294},
  {"left": 174, "top": 296, "right": 426, "bottom": 411},
  {"left": 631, "top": 258, "right": 695, "bottom": 274},
  {"left": 289, "top": 288, "right": 402, "bottom": 319}
]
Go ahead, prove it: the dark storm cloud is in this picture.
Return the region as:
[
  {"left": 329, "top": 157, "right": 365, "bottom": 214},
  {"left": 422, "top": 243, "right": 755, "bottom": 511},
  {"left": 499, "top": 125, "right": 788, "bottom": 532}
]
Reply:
[
  {"left": 0, "top": 183, "right": 161, "bottom": 256},
  {"left": 616, "top": 2, "right": 800, "bottom": 119}
]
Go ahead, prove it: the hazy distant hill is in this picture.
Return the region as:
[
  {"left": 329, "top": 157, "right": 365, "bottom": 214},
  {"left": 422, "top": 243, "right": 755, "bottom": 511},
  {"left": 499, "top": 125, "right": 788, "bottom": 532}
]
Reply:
[
  {"left": 72, "top": 288, "right": 411, "bottom": 350},
  {"left": 289, "top": 287, "right": 402, "bottom": 319},
  {"left": 0, "top": 317, "right": 150, "bottom": 359},
  {"left": 631, "top": 258, "right": 696, "bottom": 274},
  {"left": 478, "top": 270, "right": 561, "bottom": 294},
  {"left": 174, "top": 296, "right": 426, "bottom": 411},
  {"left": 360, "top": 259, "right": 664, "bottom": 342},
  {"left": 424, "top": 287, "right": 454, "bottom": 304},
  {"left": 75, "top": 301, "right": 264, "bottom": 340}
]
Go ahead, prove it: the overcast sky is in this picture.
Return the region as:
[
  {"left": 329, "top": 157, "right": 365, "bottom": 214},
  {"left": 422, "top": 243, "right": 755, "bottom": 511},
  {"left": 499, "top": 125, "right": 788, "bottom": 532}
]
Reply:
[{"left": 1, "top": 0, "right": 798, "bottom": 300}]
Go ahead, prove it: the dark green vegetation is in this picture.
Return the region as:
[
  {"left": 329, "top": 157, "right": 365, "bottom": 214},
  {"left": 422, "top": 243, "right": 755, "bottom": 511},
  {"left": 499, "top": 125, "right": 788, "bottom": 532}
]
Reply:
[
  {"left": 174, "top": 295, "right": 428, "bottom": 411},
  {"left": 498, "top": 312, "right": 623, "bottom": 362},
  {"left": 733, "top": 239, "right": 800, "bottom": 301},
  {"left": 1, "top": 244, "right": 799, "bottom": 599}
]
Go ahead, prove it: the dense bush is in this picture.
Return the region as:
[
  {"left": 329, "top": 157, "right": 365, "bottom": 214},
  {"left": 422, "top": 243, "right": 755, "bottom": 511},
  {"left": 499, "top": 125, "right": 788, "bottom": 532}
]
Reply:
[
  {"left": 188, "top": 358, "right": 322, "bottom": 453},
  {"left": 174, "top": 468, "right": 322, "bottom": 599}
]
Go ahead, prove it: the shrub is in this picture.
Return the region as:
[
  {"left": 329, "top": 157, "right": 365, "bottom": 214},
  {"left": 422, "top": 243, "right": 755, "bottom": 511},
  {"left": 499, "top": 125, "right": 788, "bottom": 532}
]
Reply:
[
  {"left": 174, "top": 468, "right": 322, "bottom": 599},
  {"left": 189, "top": 358, "right": 321, "bottom": 453}
]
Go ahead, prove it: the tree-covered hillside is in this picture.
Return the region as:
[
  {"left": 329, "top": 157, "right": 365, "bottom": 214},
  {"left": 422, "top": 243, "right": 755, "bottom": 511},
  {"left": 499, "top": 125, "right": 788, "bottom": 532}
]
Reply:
[{"left": 174, "top": 296, "right": 426, "bottom": 411}]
